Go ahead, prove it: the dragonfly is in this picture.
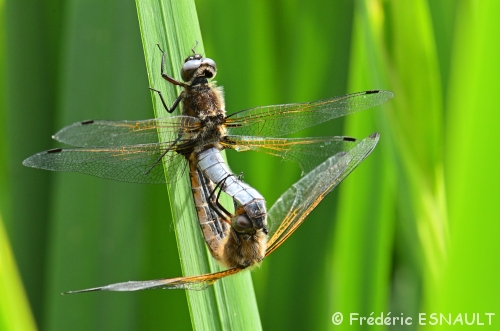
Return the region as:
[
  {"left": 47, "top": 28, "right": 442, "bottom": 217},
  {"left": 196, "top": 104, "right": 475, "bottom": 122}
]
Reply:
[
  {"left": 62, "top": 133, "right": 379, "bottom": 293},
  {"left": 22, "top": 45, "right": 393, "bottom": 240}
]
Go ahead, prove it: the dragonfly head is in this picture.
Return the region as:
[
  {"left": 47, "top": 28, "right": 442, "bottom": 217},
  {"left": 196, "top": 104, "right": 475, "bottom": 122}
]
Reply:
[
  {"left": 232, "top": 200, "right": 269, "bottom": 235},
  {"left": 223, "top": 212, "right": 268, "bottom": 268},
  {"left": 232, "top": 214, "right": 254, "bottom": 233},
  {"left": 181, "top": 54, "right": 217, "bottom": 82}
]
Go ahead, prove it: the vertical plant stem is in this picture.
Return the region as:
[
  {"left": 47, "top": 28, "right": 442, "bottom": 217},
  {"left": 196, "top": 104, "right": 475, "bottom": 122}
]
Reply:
[{"left": 135, "top": 0, "right": 262, "bottom": 329}]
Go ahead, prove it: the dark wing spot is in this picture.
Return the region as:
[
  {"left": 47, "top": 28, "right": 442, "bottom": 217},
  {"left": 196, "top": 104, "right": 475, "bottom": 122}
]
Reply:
[
  {"left": 365, "top": 90, "right": 380, "bottom": 94},
  {"left": 343, "top": 136, "right": 356, "bottom": 142},
  {"left": 81, "top": 120, "right": 95, "bottom": 125},
  {"left": 47, "top": 148, "right": 63, "bottom": 154}
]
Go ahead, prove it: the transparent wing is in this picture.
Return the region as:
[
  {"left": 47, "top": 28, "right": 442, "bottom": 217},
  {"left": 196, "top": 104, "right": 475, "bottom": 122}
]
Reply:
[
  {"left": 225, "top": 90, "right": 393, "bottom": 137},
  {"left": 53, "top": 116, "right": 202, "bottom": 147},
  {"left": 63, "top": 268, "right": 243, "bottom": 293},
  {"left": 266, "top": 133, "right": 380, "bottom": 255},
  {"left": 222, "top": 135, "right": 358, "bottom": 175},
  {"left": 22, "top": 142, "right": 190, "bottom": 184}
]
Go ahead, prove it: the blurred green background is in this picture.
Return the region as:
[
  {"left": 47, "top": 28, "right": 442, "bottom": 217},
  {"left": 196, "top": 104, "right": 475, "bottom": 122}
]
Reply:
[{"left": 1, "top": 0, "right": 499, "bottom": 330}]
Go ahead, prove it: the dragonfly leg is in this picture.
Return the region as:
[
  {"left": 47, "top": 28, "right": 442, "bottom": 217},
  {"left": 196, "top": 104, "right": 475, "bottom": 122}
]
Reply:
[
  {"left": 156, "top": 44, "right": 186, "bottom": 87},
  {"left": 198, "top": 170, "right": 230, "bottom": 222},
  {"left": 208, "top": 174, "right": 234, "bottom": 221},
  {"left": 205, "top": 173, "right": 242, "bottom": 246},
  {"left": 149, "top": 87, "right": 183, "bottom": 114},
  {"left": 144, "top": 136, "right": 181, "bottom": 175}
]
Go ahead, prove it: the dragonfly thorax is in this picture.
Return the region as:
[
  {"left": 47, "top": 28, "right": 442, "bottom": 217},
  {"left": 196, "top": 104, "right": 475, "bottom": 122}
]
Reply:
[{"left": 182, "top": 83, "right": 225, "bottom": 120}]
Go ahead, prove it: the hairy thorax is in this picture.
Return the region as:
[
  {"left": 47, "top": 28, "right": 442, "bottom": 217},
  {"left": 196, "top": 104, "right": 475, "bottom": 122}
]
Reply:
[
  {"left": 183, "top": 83, "right": 227, "bottom": 152},
  {"left": 183, "top": 83, "right": 225, "bottom": 119},
  {"left": 219, "top": 230, "right": 268, "bottom": 269}
]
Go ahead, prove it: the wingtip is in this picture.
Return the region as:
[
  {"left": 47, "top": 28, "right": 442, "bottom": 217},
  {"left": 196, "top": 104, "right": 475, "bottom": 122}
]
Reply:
[
  {"left": 62, "top": 287, "right": 103, "bottom": 295},
  {"left": 52, "top": 130, "right": 63, "bottom": 142},
  {"left": 51, "top": 130, "right": 65, "bottom": 141},
  {"left": 21, "top": 155, "right": 38, "bottom": 167}
]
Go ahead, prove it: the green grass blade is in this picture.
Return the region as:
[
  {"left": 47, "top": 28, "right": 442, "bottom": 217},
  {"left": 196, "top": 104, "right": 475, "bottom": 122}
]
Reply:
[
  {"left": 135, "top": 0, "right": 262, "bottom": 329},
  {"left": 0, "top": 214, "right": 37, "bottom": 331},
  {"left": 439, "top": 0, "right": 500, "bottom": 319},
  {"left": 330, "top": 0, "right": 448, "bottom": 325},
  {"left": 377, "top": 0, "right": 448, "bottom": 314},
  {"left": 3, "top": 1, "right": 60, "bottom": 325}
]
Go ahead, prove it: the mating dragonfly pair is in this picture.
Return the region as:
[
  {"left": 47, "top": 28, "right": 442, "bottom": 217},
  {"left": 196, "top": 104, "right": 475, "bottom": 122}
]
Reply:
[{"left": 23, "top": 44, "right": 393, "bottom": 292}]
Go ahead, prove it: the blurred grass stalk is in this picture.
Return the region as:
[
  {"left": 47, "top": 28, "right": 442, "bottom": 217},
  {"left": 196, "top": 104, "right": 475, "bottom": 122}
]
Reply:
[
  {"left": 374, "top": 0, "right": 449, "bottom": 304},
  {"left": 0, "top": 214, "right": 37, "bottom": 331},
  {"left": 332, "top": 0, "right": 448, "bottom": 321},
  {"left": 135, "top": 0, "right": 262, "bottom": 329},
  {"left": 439, "top": 0, "right": 500, "bottom": 321},
  {"left": 335, "top": 0, "right": 500, "bottom": 326}
]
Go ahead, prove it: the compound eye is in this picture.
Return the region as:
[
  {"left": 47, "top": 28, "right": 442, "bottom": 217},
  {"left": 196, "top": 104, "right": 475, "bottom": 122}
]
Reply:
[
  {"left": 183, "top": 59, "right": 201, "bottom": 71},
  {"left": 233, "top": 215, "right": 252, "bottom": 232},
  {"left": 201, "top": 58, "right": 216, "bottom": 69},
  {"left": 181, "top": 59, "right": 202, "bottom": 81}
]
